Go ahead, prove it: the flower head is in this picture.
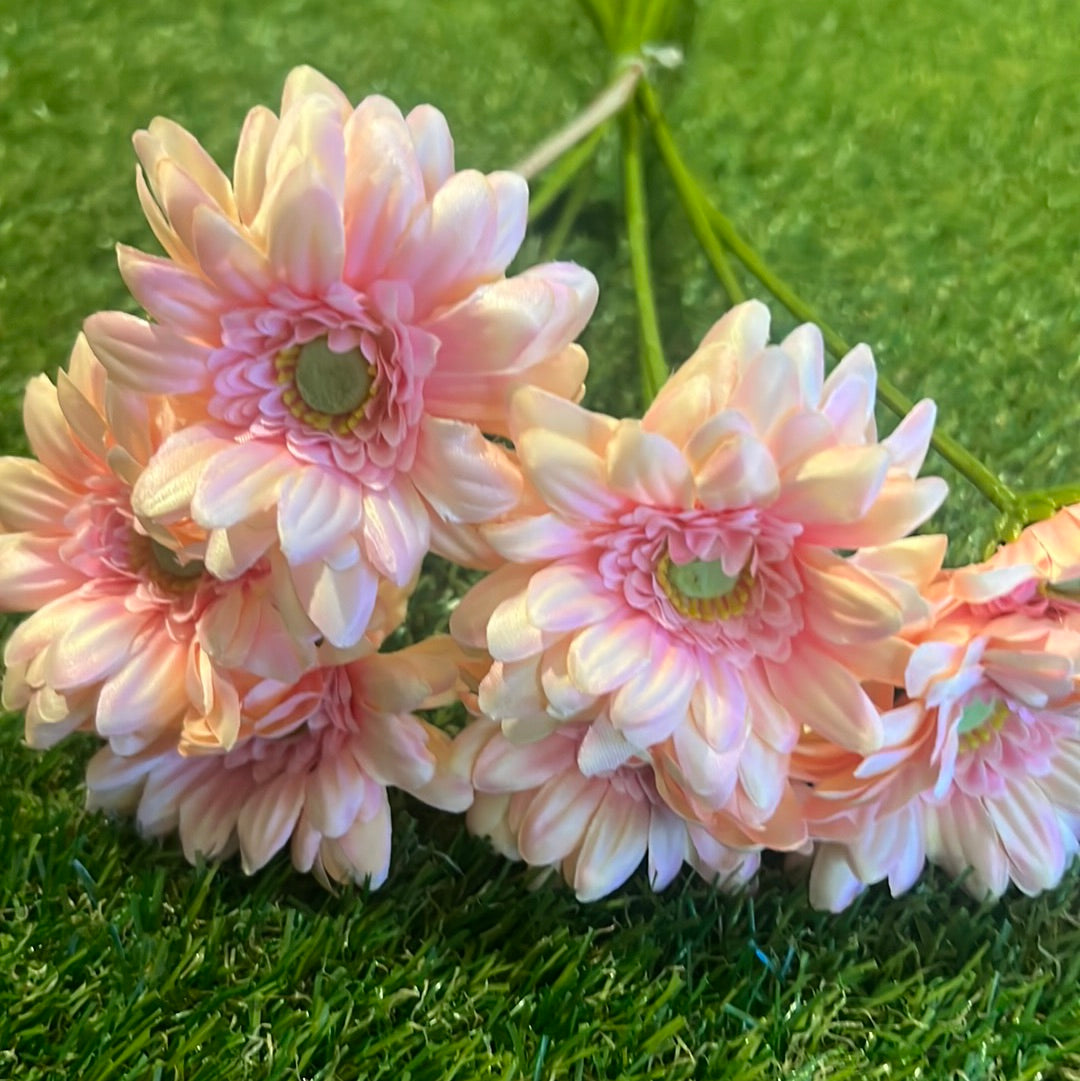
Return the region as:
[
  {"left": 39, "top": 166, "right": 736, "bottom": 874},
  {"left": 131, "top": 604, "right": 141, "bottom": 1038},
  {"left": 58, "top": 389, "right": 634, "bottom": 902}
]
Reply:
[
  {"left": 452, "top": 301, "right": 947, "bottom": 848},
  {"left": 0, "top": 336, "right": 359, "bottom": 755},
  {"left": 84, "top": 65, "right": 597, "bottom": 648},
  {"left": 799, "top": 564, "right": 1080, "bottom": 910},
  {"left": 85, "top": 639, "right": 473, "bottom": 887}
]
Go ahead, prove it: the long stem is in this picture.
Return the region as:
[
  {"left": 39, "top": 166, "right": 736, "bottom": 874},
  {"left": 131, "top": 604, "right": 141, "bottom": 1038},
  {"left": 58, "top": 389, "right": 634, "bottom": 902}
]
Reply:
[
  {"left": 527, "top": 122, "right": 609, "bottom": 224},
  {"left": 635, "top": 84, "right": 1019, "bottom": 516},
  {"left": 621, "top": 107, "right": 668, "bottom": 404},
  {"left": 637, "top": 84, "right": 744, "bottom": 305},
  {"left": 539, "top": 154, "right": 596, "bottom": 262},
  {"left": 513, "top": 60, "right": 644, "bottom": 181}
]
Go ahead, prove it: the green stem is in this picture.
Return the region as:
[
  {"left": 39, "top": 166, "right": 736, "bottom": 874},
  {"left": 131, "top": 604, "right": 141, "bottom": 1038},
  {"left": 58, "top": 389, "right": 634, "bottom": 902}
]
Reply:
[
  {"left": 637, "top": 84, "right": 744, "bottom": 305},
  {"left": 621, "top": 107, "right": 668, "bottom": 404},
  {"left": 539, "top": 153, "right": 596, "bottom": 262},
  {"left": 527, "top": 122, "right": 608, "bottom": 224}
]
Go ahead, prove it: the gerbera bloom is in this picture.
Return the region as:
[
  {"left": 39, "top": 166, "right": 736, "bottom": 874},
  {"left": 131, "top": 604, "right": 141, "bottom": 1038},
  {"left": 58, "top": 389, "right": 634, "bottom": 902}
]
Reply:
[
  {"left": 451, "top": 301, "right": 947, "bottom": 847},
  {"left": 85, "top": 640, "right": 473, "bottom": 887},
  {"left": 0, "top": 336, "right": 394, "bottom": 755},
  {"left": 799, "top": 571, "right": 1080, "bottom": 910},
  {"left": 454, "top": 717, "right": 759, "bottom": 900},
  {"left": 83, "top": 65, "right": 597, "bottom": 648}
]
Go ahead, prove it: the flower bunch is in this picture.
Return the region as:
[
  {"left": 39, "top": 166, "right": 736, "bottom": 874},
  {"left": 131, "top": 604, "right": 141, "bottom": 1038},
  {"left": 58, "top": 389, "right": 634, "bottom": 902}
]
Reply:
[{"left": 2, "top": 65, "right": 1078, "bottom": 908}]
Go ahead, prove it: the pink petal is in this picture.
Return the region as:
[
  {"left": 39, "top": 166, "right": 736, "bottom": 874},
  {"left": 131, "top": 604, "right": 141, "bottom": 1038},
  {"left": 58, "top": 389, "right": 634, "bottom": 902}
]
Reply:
[
  {"left": 484, "top": 514, "right": 587, "bottom": 563},
  {"left": 95, "top": 632, "right": 190, "bottom": 739},
  {"left": 191, "top": 439, "right": 295, "bottom": 528},
  {"left": 305, "top": 750, "right": 371, "bottom": 838},
  {"left": 277, "top": 467, "right": 364, "bottom": 565},
  {"left": 237, "top": 772, "right": 306, "bottom": 874},
  {"left": 605, "top": 424, "right": 694, "bottom": 509},
  {"left": 280, "top": 66, "right": 352, "bottom": 118},
  {"left": 517, "top": 772, "right": 605, "bottom": 866},
  {"left": 519, "top": 429, "right": 625, "bottom": 522},
  {"left": 567, "top": 617, "right": 651, "bottom": 695},
  {"left": 449, "top": 563, "right": 535, "bottom": 650},
  {"left": 43, "top": 597, "right": 146, "bottom": 690},
  {"left": 690, "top": 421, "right": 780, "bottom": 510},
  {"left": 573, "top": 789, "right": 650, "bottom": 901},
  {"left": 608, "top": 644, "right": 696, "bottom": 747},
  {"left": 729, "top": 345, "right": 800, "bottom": 435},
  {"left": 405, "top": 104, "right": 455, "bottom": 197},
  {"left": 83, "top": 311, "right": 211, "bottom": 394},
  {"left": 291, "top": 556, "right": 379, "bottom": 649},
  {"left": 577, "top": 718, "right": 637, "bottom": 776},
  {"left": 474, "top": 729, "right": 576, "bottom": 792},
  {"left": 882, "top": 399, "right": 936, "bottom": 477},
  {"left": 325, "top": 795, "right": 393, "bottom": 887},
  {"left": 342, "top": 97, "right": 427, "bottom": 282},
  {"left": 765, "top": 642, "right": 884, "bottom": 753},
  {"left": 647, "top": 807, "right": 689, "bottom": 890},
  {"left": 21, "top": 374, "right": 94, "bottom": 484},
  {"left": 774, "top": 444, "right": 890, "bottom": 525},
  {"left": 412, "top": 417, "right": 521, "bottom": 523},
  {"left": 486, "top": 590, "right": 548, "bottom": 662},
  {"left": 799, "top": 549, "right": 904, "bottom": 644},
  {"left": 132, "top": 424, "right": 227, "bottom": 523},
  {"left": 191, "top": 205, "right": 273, "bottom": 301},
  {"left": 511, "top": 385, "right": 617, "bottom": 453},
  {"left": 116, "top": 245, "right": 224, "bottom": 341},
  {"left": 361, "top": 482, "right": 430, "bottom": 586},
  {"left": 643, "top": 372, "right": 714, "bottom": 447},
  {"left": 821, "top": 345, "right": 877, "bottom": 442},
  {"left": 526, "top": 562, "right": 618, "bottom": 632},
  {"left": 780, "top": 323, "right": 825, "bottom": 406},
  {"left": 265, "top": 161, "right": 345, "bottom": 295},
  {"left": 233, "top": 105, "right": 279, "bottom": 226}
]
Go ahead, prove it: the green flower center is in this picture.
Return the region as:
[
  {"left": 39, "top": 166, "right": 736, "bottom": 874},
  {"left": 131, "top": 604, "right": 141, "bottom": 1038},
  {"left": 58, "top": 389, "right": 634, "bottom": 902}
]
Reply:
[
  {"left": 656, "top": 553, "right": 753, "bottom": 621},
  {"left": 295, "top": 339, "right": 373, "bottom": 415},
  {"left": 275, "top": 338, "right": 376, "bottom": 435},
  {"left": 150, "top": 538, "right": 205, "bottom": 581},
  {"left": 957, "top": 698, "right": 1010, "bottom": 751}
]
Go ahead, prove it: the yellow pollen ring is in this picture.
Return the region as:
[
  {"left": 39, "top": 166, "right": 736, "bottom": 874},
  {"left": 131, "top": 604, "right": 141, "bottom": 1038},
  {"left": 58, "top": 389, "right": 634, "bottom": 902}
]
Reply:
[
  {"left": 655, "top": 552, "right": 754, "bottom": 622},
  {"left": 276, "top": 339, "right": 375, "bottom": 436},
  {"left": 957, "top": 699, "right": 1010, "bottom": 753}
]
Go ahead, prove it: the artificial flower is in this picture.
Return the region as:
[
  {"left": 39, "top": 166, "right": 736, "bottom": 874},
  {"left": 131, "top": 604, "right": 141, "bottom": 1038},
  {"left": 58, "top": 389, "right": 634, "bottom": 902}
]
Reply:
[
  {"left": 800, "top": 561, "right": 1080, "bottom": 910},
  {"left": 83, "top": 65, "right": 598, "bottom": 648},
  {"left": 455, "top": 717, "right": 759, "bottom": 900},
  {"left": 85, "top": 638, "right": 473, "bottom": 887},
  {"left": 0, "top": 336, "right": 405, "bottom": 755},
  {"left": 452, "top": 300, "right": 947, "bottom": 848}
]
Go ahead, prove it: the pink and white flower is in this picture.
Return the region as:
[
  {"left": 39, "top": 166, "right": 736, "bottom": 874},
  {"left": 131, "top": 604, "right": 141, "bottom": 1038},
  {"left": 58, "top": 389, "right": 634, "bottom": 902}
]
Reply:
[
  {"left": 0, "top": 336, "right": 391, "bottom": 755},
  {"left": 800, "top": 564, "right": 1080, "bottom": 910},
  {"left": 452, "top": 301, "right": 947, "bottom": 848},
  {"left": 85, "top": 639, "right": 473, "bottom": 887},
  {"left": 454, "top": 718, "right": 759, "bottom": 900},
  {"left": 83, "top": 65, "right": 597, "bottom": 648}
]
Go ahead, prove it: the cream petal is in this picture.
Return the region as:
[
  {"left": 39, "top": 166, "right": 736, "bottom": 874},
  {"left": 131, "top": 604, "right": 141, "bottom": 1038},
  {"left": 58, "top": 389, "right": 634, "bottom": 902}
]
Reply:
[
  {"left": 692, "top": 427, "right": 780, "bottom": 510},
  {"left": 477, "top": 658, "right": 546, "bottom": 723},
  {"left": 573, "top": 789, "right": 650, "bottom": 901},
  {"left": 647, "top": 807, "right": 688, "bottom": 891},
  {"left": 265, "top": 160, "right": 345, "bottom": 295},
  {"left": 21, "top": 374, "right": 92, "bottom": 484},
  {"left": 773, "top": 444, "right": 890, "bottom": 525},
  {"left": 519, "top": 429, "right": 625, "bottom": 522},
  {"left": 137, "top": 116, "right": 236, "bottom": 217},
  {"left": 116, "top": 246, "right": 223, "bottom": 341},
  {"left": 526, "top": 562, "right": 618, "bottom": 633},
  {"left": 280, "top": 66, "right": 352, "bottom": 118},
  {"left": 361, "top": 482, "right": 429, "bottom": 586},
  {"left": 449, "top": 563, "right": 536, "bottom": 650},
  {"left": 605, "top": 424, "right": 694, "bottom": 509},
  {"left": 882, "top": 399, "right": 936, "bottom": 477},
  {"left": 695, "top": 300, "right": 771, "bottom": 363},
  {"left": 517, "top": 772, "right": 605, "bottom": 866},
  {"left": 729, "top": 345, "right": 801, "bottom": 436},
  {"left": 178, "top": 778, "right": 245, "bottom": 863},
  {"left": 237, "top": 771, "right": 307, "bottom": 874},
  {"left": 567, "top": 617, "right": 652, "bottom": 696},
  {"left": 405, "top": 104, "right": 455, "bottom": 197},
  {"left": 608, "top": 645, "right": 696, "bottom": 747},
  {"left": 780, "top": 323, "right": 825, "bottom": 407},
  {"left": 291, "top": 556, "right": 379, "bottom": 649},
  {"left": 576, "top": 718, "right": 637, "bottom": 777},
  {"left": 43, "top": 598, "right": 146, "bottom": 690},
  {"left": 808, "top": 845, "right": 865, "bottom": 912},
  {"left": 191, "top": 439, "right": 294, "bottom": 528},
  {"left": 351, "top": 712, "right": 436, "bottom": 791},
  {"left": 540, "top": 638, "right": 599, "bottom": 720},
  {"left": 342, "top": 97, "right": 428, "bottom": 281},
  {"left": 986, "top": 781, "right": 1067, "bottom": 895},
  {"left": 510, "top": 385, "right": 618, "bottom": 453},
  {"left": 326, "top": 794, "right": 393, "bottom": 888},
  {"left": 486, "top": 589, "right": 548, "bottom": 662},
  {"left": 95, "top": 632, "right": 190, "bottom": 738},
  {"left": 83, "top": 311, "right": 211, "bottom": 394},
  {"left": 765, "top": 642, "right": 884, "bottom": 753},
  {"left": 233, "top": 105, "right": 279, "bottom": 226},
  {"left": 643, "top": 372, "right": 714, "bottom": 447},
  {"left": 305, "top": 749, "right": 371, "bottom": 838},
  {"left": 412, "top": 417, "right": 521, "bottom": 524},
  {"left": 278, "top": 467, "right": 364, "bottom": 565}
]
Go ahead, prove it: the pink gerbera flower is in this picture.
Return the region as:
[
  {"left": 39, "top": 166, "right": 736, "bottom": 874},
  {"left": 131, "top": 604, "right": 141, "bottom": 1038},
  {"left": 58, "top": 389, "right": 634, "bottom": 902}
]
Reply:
[
  {"left": 83, "top": 65, "right": 597, "bottom": 648},
  {"left": 451, "top": 301, "right": 947, "bottom": 848},
  {"left": 800, "top": 564, "right": 1080, "bottom": 911},
  {"left": 0, "top": 336, "right": 398, "bottom": 755},
  {"left": 84, "top": 639, "right": 472, "bottom": 888},
  {"left": 454, "top": 718, "right": 759, "bottom": 900}
]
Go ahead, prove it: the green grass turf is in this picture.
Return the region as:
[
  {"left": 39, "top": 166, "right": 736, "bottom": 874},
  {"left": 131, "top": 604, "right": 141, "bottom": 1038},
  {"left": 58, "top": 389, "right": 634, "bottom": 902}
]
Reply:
[{"left": 2, "top": 0, "right": 1079, "bottom": 1076}]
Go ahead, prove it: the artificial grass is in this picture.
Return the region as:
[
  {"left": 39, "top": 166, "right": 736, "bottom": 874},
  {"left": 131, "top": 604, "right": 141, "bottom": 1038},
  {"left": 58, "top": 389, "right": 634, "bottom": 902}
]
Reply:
[{"left": 1, "top": 0, "right": 1079, "bottom": 1076}]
